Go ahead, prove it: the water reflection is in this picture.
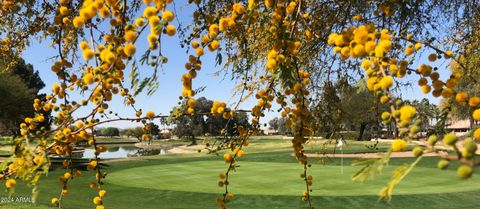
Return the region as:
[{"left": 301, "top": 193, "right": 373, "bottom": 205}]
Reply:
[{"left": 74, "top": 145, "right": 169, "bottom": 159}]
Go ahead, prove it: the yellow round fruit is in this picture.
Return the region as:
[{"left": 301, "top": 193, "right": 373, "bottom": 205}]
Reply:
[
  {"left": 5, "top": 179, "right": 16, "bottom": 189},
  {"left": 165, "top": 25, "right": 176, "bottom": 36},
  {"left": 443, "top": 132, "right": 458, "bottom": 146},
  {"left": 463, "top": 138, "right": 477, "bottom": 153},
  {"left": 399, "top": 105, "right": 416, "bottom": 121},
  {"left": 223, "top": 153, "right": 232, "bottom": 163},
  {"left": 51, "top": 198, "right": 59, "bottom": 205},
  {"left": 472, "top": 109, "right": 480, "bottom": 121},
  {"left": 437, "top": 159, "right": 449, "bottom": 169},
  {"left": 427, "top": 135, "right": 438, "bottom": 145},
  {"left": 99, "top": 190, "right": 107, "bottom": 197},
  {"left": 474, "top": 128, "right": 480, "bottom": 140},
  {"left": 469, "top": 96, "right": 480, "bottom": 107},
  {"left": 421, "top": 85, "right": 431, "bottom": 94},
  {"left": 82, "top": 49, "right": 95, "bottom": 61},
  {"left": 93, "top": 196, "right": 102, "bottom": 205},
  {"left": 124, "top": 44, "right": 136, "bottom": 57},
  {"left": 73, "top": 17, "right": 85, "bottom": 29},
  {"left": 146, "top": 111, "right": 155, "bottom": 119},
  {"left": 379, "top": 76, "right": 394, "bottom": 90},
  {"left": 457, "top": 165, "right": 473, "bottom": 179},
  {"left": 455, "top": 92, "right": 469, "bottom": 103},
  {"left": 391, "top": 139, "right": 407, "bottom": 152},
  {"left": 412, "top": 146, "right": 423, "bottom": 157},
  {"left": 381, "top": 112, "right": 391, "bottom": 121},
  {"left": 162, "top": 11, "right": 174, "bottom": 22}
]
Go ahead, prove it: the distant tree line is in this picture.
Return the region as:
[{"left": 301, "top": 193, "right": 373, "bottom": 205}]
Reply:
[
  {"left": 168, "top": 97, "right": 251, "bottom": 145},
  {"left": 0, "top": 58, "right": 51, "bottom": 136},
  {"left": 309, "top": 79, "right": 440, "bottom": 140},
  {"left": 268, "top": 117, "right": 288, "bottom": 135},
  {"left": 96, "top": 127, "right": 120, "bottom": 138}
]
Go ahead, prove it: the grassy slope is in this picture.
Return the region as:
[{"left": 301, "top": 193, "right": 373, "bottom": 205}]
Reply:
[{"left": 0, "top": 138, "right": 478, "bottom": 209}]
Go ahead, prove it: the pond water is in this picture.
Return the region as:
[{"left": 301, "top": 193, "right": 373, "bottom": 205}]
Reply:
[{"left": 75, "top": 145, "right": 169, "bottom": 159}]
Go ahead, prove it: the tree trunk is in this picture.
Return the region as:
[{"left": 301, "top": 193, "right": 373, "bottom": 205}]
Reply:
[
  {"left": 470, "top": 116, "right": 474, "bottom": 130},
  {"left": 325, "top": 131, "right": 331, "bottom": 139},
  {"left": 357, "top": 123, "right": 367, "bottom": 141},
  {"left": 393, "top": 122, "right": 399, "bottom": 138},
  {"left": 190, "top": 135, "right": 197, "bottom": 145}
]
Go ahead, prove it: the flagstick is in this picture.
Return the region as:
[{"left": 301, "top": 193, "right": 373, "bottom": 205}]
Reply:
[{"left": 341, "top": 148, "right": 344, "bottom": 174}]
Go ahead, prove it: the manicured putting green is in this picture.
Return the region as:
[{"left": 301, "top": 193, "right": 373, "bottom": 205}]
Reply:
[{"left": 108, "top": 161, "right": 480, "bottom": 196}]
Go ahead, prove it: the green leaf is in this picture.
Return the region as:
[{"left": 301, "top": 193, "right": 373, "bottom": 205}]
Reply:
[
  {"left": 139, "top": 50, "right": 151, "bottom": 65},
  {"left": 378, "top": 156, "right": 423, "bottom": 201},
  {"left": 129, "top": 60, "right": 139, "bottom": 90},
  {"left": 134, "top": 77, "right": 151, "bottom": 96},
  {"left": 215, "top": 53, "right": 222, "bottom": 66},
  {"left": 352, "top": 150, "right": 391, "bottom": 183},
  {"left": 0, "top": 156, "right": 13, "bottom": 170},
  {"left": 356, "top": 80, "right": 366, "bottom": 93},
  {"left": 31, "top": 184, "right": 39, "bottom": 203}
]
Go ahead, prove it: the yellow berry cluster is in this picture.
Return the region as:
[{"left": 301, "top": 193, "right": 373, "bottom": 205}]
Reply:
[
  {"left": 211, "top": 101, "right": 232, "bottom": 119},
  {"left": 329, "top": 18, "right": 480, "bottom": 181},
  {"left": 186, "top": 98, "right": 196, "bottom": 114},
  {"left": 328, "top": 25, "right": 393, "bottom": 60},
  {"left": 265, "top": 42, "right": 300, "bottom": 73},
  {"left": 252, "top": 89, "right": 274, "bottom": 123},
  {"left": 181, "top": 55, "right": 201, "bottom": 98},
  {"left": 216, "top": 124, "right": 250, "bottom": 208},
  {"left": 92, "top": 189, "right": 107, "bottom": 209},
  {"left": 72, "top": 0, "right": 119, "bottom": 29},
  {"left": 7, "top": 0, "right": 182, "bottom": 207},
  {"left": 19, "top": 112, "right": 46, "bottom": 137}
]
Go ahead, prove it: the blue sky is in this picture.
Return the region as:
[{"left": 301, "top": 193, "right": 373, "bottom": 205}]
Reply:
[
  {"left": 21, "top": 2, "right": 278, "bottom": 129},
  {"left": 20, "top": 2, "right": 449, "bottom": 129}
]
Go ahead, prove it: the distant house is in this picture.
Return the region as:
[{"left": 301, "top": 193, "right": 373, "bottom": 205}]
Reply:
[
  {"left": 160, "top": 128, "right": 172, "bottom": 134},
  {"left": 262, "top": 129, "right": 278, "bottom": 135},
  {"left": 85, "top": 128, "right": 96, "bottom": 136},
  {"left": 445, "top": 120, "right": 473, "bottom": 133}
]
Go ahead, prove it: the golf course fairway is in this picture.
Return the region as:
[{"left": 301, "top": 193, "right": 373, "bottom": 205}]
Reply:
[{"left": 108, "top": 160, "right": 480, "bottom": 196}]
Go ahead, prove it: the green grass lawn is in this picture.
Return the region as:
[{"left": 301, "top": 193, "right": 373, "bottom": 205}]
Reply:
[
  {"left": 237, "top": 137, "right": 407, "bottom": 154},
  {"left": 95, "top": 137, "right": 140, "bottom": 143},
  {"left": 0, "top": 138, "right": 478, "bottom": 209},
  {"left": 108, "top": 161, "right": 480, "bottom": 196}
]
